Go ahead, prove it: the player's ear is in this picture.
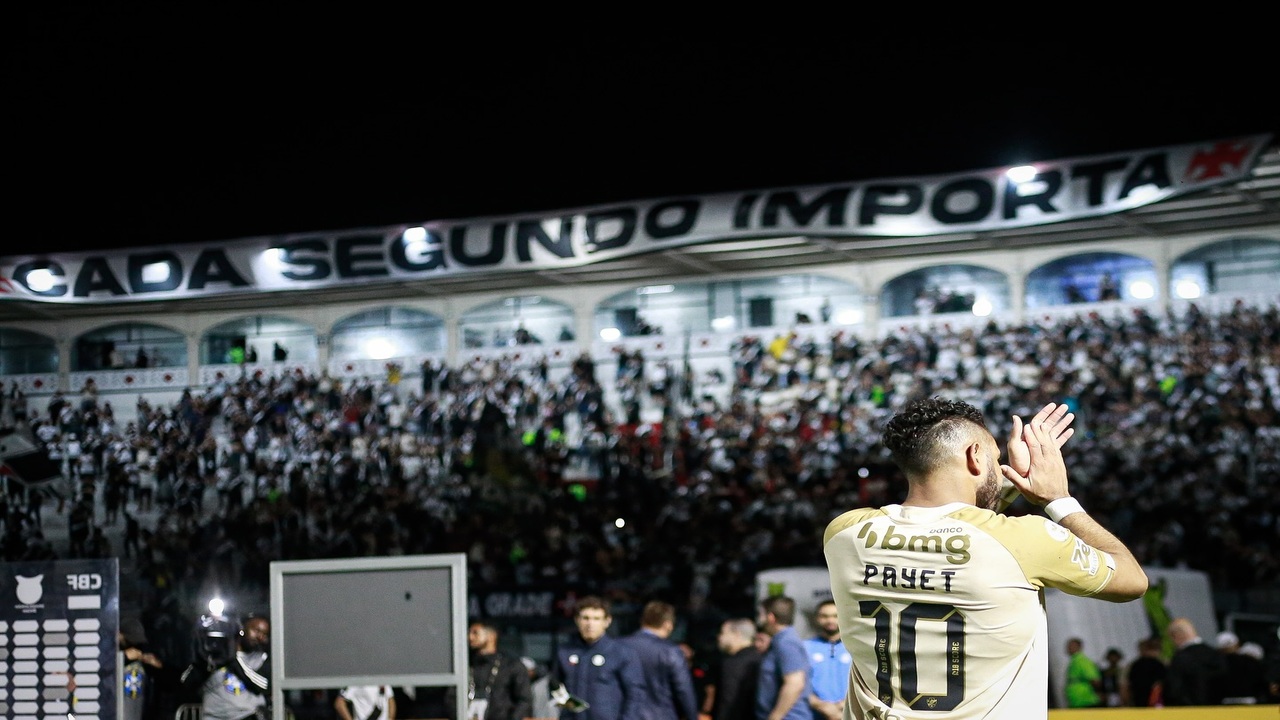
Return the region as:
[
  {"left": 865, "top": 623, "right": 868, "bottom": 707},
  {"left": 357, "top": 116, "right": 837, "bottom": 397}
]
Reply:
[{"left": 965, "top": 442, "right": 983, "bottom": 475}]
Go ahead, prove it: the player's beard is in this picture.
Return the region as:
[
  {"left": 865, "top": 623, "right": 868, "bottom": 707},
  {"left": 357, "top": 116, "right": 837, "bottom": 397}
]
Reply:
[{"left": 975, "top": 454, "right": 1002, "bottom": 511}]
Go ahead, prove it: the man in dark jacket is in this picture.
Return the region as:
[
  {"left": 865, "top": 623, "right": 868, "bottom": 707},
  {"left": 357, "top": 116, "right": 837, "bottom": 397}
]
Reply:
[
  {"left": 461, "top": 621, "right": 532, "bottom": 720},
  {"left": 551, "top": 595, "right": 645, "bottom": 720},
  {"left": 706, "top": 618, "right": 761, "bottom": 720},
  {"left": 1165, "top": 617, "right": 1227, "bottom": 706},
  {"left": 622, "top": 600, "right": 699, "bottom": 720}
]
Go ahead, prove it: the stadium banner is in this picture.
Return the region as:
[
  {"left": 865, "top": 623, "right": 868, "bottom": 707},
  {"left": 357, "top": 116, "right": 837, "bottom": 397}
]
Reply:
[{"left": 1, "top": 134, "right": 1269, "bottom": 305}]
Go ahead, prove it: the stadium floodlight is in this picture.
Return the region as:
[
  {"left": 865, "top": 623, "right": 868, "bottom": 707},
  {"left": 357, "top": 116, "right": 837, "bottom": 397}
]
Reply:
[
  {"left": 1174, "top": 279, "right": 1203, "bottom": 299},
  {"left": 365, "top": 336, "right": 397, "bottom": 360},
  {"left": 834, "top": 309, "right": 862, "bottom": 325},
  {"left": 710, "top": 316, "right": 735, "bottom": 331},
  {"left": 637, "top": 284, "right": 674, "bottom": 295},
  {"left": 141, "top": 261, "right": 171, "bottom": 284},
  {"left": 25, "top": 268, "right": 57, "bottom": 292},
  {"left": 1128, "top": 280, "right": 1155, "bottom": 299},
  {"left": 1006, "top": 165, "right": 1038, "bottom": 183}
]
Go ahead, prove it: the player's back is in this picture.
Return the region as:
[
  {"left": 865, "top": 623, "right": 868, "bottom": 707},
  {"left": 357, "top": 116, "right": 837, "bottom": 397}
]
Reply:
[{"left": 824, "top": 502, "right": 1112, "bottom": 720}]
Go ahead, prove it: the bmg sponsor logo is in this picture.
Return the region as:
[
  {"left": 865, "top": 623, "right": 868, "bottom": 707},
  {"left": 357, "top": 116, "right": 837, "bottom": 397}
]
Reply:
[{"left": 858, "top": 524, "right": 971, "bottom": 564}]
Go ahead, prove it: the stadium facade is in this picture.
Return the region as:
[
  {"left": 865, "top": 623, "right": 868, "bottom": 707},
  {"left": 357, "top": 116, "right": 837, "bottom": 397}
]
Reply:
[{"left": 0, "top": 135, "right": 1276, "bottom": 412}]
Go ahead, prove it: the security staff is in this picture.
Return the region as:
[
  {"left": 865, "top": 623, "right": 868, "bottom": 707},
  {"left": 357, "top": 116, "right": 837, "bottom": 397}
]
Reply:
[
  {"left": 802, "top": 601, "right": 849, "bottom": 720},
  {"left": 551, "top": 596, "right": 645, "bottom": 720},
  {"left": 447, "top": 621, "right": 532, "bottom": 720}
]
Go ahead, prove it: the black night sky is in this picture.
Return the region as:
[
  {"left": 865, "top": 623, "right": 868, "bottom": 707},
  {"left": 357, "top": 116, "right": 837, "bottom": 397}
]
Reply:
[{"left": 11, "top": 9, "right": 1279, "bottom": 254}]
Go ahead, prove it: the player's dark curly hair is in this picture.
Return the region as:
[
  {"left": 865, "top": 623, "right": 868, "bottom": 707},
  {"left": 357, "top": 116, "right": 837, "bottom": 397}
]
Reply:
[{"left": 882, "top": 396, "right": 988, "bottom": 478}]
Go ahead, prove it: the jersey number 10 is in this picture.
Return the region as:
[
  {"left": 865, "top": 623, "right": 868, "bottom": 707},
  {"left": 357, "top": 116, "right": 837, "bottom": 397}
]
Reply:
[{"left": 859, "top": 600, "right": 966, "bottom": 712}]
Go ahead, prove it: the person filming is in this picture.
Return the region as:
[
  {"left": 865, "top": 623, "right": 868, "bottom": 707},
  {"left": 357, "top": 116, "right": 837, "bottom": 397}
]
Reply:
[{"left": 180, "top": 611, "right": 272, "bottom": 720}]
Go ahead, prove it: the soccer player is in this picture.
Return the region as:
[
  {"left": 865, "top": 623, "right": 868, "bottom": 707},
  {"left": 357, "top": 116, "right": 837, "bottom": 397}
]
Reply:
[{"left": 823, "top": 398, "right": 1147, "bottom": 719}]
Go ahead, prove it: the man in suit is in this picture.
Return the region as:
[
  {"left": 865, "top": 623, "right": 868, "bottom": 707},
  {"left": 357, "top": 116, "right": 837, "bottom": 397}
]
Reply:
[
  {"left": 1165, "top": 617, "right": 1228, "bottom": 706},
  {"left": 622, "top": 600, "right": 699, "bottom": 720}
]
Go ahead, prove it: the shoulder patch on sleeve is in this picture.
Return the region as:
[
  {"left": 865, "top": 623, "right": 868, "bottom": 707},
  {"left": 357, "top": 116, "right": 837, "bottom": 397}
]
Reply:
[{"left": 1044, "top": 518, "right": 1070, "bottom": 542}]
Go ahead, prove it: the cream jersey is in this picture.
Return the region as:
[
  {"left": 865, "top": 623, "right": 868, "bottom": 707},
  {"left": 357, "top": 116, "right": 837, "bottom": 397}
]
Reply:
[{"left": 823, "top": 503, "right": 1116, "bottom": 720}]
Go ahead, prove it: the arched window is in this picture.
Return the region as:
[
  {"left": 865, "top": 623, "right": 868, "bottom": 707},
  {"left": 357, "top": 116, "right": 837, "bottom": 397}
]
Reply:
[
  {"left": 459, "top": 296, "right": 575, "bottom": 349},
  {"left": 201, "top": 315, "right": 317, "bottom": 365},
  {"left": 881, "top": 264, "right": 1010, "bottom": 318},
  {"left": 0, "top": 328, "right": 57, "bottom": 375},
  {"left": 331, "top": 306, "right": 446, "bottom": 360},
  {"left": 1171, "top": 237, "right": 1280, "bottom": 299},
  {"left": 593, "top": 274, "right": 861, "bottom": 340},
  {"left": 1025, "top": 252, "right": 1156, "bottom": 308},
  {"left": 72, "top": 322, "right": 186, "bottom": 371}
]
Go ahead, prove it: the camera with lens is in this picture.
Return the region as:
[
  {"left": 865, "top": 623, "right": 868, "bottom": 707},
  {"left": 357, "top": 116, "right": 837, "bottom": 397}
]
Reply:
[{"left": 193, "top": 598, "right": 240, "bottom": 670}]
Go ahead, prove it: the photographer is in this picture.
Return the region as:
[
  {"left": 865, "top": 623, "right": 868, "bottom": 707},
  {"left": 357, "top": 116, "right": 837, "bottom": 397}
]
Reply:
[{"left": 180, "top": 613, "right": 272, "bottom": 720}]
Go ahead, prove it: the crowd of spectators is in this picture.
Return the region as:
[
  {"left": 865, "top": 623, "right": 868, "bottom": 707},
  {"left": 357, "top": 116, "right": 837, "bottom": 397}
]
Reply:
[{"left": 1, "top": 298, "right": 1279, "bottom": 671}]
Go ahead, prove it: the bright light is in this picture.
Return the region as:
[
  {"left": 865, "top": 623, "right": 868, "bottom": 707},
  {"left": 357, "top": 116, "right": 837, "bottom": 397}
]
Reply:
[
  {"left": 262, "top": 247, "right": 285, "bottom": 266},
  {"left": 599, "top": 327, "right": 622, "bottom": 341},
  {"left": 1006, "top": 165, "right": 1038, "bottom": 183},
  {"left": 1174, "top": 279, "right": 1202, "bottom": 299},
  {"left": 614, "top": 518, "right": 626, "bottom": 528},
  {"left": 971, "top": 297, "right": 993, "bottom": 317},
  {"left": 1128, "top": 280, "right": 1155, "bottom": 299},
  {"left": 208, "top": 597, "right": 225, "bottom": 616},
  {"left": 401, "top": 227, "right": 435, "bottom": 258},
  {"left": 1127, "top": 185, "right": 1161, "bottom": 203},
  {"left": 638, "top": 284, "right": 674, "bottom": 295},
  {"left": 25, "top": 268, "right": 56, "bottom": 292},
  {"left": 834, "top": 309, "right": 863, "bottom": 325},
  {"left": 141, "top": 262, "right": 171, "bottom": 284},
  {"left": 365, "top": 337, "right": 397, "bottom": 359},
  {"left": 711, "top": 316, "right": 736, "bottom": 331}
]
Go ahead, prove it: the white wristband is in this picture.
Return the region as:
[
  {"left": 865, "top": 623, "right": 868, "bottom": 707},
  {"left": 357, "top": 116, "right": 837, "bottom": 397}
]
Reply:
[{"left": 1045, "top": 497, "right": 1084, "bottom": 523}]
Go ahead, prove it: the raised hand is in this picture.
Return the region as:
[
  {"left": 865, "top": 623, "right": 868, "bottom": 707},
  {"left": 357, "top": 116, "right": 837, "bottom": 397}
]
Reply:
[
  {"left": 1001, "top": 409, "right": 1073, "bottom": 506},
  {"left": 1005, "top": 402, "right": 1074, "bottom": 479}
]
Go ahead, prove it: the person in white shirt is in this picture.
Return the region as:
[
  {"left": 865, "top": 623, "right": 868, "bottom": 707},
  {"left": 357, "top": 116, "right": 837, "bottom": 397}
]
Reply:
[{"left": 336, "top": 685, "right": 396, "bottom": 720}]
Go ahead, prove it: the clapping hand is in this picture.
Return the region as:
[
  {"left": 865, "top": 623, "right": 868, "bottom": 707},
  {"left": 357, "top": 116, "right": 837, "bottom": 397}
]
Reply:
[
  {"left": 1000, "top": 402, "right": 1075, "bottom": 507},
  {"left": 994, "top": 403, "right": 1073, "bottom": 511},
  {"left": 1005, "top": 402, "right": 1074, "bottom": 478}
]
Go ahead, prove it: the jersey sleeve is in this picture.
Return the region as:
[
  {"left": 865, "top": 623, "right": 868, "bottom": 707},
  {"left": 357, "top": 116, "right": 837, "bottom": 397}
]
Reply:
[
  {"left": 823, "top": 507, "right": 881, "bottom": 545},
  {"left": 994, "top": 514, "right": 1117, "bottom": 597}
]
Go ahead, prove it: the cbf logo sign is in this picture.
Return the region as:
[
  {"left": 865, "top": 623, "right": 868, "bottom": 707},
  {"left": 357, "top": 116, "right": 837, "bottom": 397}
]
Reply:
[{"left": 15, "top": 573, "right": 44, "bottom": 610}]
